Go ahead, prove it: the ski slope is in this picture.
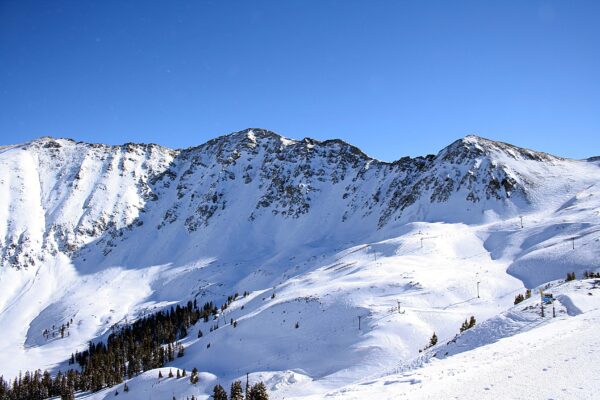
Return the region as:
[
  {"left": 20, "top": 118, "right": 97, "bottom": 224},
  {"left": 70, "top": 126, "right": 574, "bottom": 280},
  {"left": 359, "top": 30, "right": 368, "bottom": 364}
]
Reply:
[{"left": 307, "top": 279, "right": 600, "bottom": 400}]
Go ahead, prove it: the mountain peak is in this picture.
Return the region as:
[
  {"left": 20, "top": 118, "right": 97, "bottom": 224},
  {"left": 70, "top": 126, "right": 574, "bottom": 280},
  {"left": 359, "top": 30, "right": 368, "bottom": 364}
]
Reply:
[
  {"left": 232, "top": 128, "right": 284, "bottom": 141},
  {"left": 195, "top": 128, "right": 297, "bottom": 151},
  {"left": 438, "top": 134, "right": 560, "bottom": 163}
]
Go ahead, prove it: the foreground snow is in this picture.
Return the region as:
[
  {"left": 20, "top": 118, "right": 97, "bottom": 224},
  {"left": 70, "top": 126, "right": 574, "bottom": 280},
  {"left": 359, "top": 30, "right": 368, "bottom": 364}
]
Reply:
[
  {"left": 75, "top": 369, "right": 218, "bottom": 400},
  {"left": 306, "top": 280, "right": 600, "bottom": 400}
]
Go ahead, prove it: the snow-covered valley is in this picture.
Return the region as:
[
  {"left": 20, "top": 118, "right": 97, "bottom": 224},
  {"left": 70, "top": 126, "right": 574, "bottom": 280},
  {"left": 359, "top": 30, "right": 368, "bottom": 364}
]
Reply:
[{"left": 1, "top": 129, "right": 599, "bottom": 399}]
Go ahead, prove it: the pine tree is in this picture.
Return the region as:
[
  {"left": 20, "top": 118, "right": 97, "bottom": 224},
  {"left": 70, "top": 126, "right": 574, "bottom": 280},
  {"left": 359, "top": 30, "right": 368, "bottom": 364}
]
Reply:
[
  {"left": 190, "top": 367, "right": 199, "bottom": 384},
  {"left": 460, "top": 316, "right": 476, "bottom": 332},
  {"left": 429, "top": 332, "right": 438, "bottom": 348},
  {"left": 468, "top": 316, "right": 476, "bottom": 329},
  {"left": 230, "top": 380, "right": 244, "bottom": 400},
  {"left": 248, "top": 382, "right": 269, "bottom": 400},
  {"left": 514, "top": 293, "right": 525, "bottom": 305},
  {"left": 158, "top": 370, "right": 163, "bottom": 379},
  {"left": 123, "top": 383, "right": 129, "bottom": 392},
  {"left": 168, "top": 343, "right": 175, "bottom": 361},
  {"left": 169, "top": 369, "right": 174, "bottom": 378},
  {"left": 176, "top": 370, "right": 181, "bottom": 379},
  {"left": 61, "top": 386, "right": 75, "bottom": 400},
  {"left": 213, "top": 384, "right": 228, "bottom": 400}
]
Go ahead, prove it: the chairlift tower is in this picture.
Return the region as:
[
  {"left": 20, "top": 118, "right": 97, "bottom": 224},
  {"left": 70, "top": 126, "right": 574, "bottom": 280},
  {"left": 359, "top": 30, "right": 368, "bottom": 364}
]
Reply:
[{"left": 397, "top": 300, "right": 405, "bottom": 314}]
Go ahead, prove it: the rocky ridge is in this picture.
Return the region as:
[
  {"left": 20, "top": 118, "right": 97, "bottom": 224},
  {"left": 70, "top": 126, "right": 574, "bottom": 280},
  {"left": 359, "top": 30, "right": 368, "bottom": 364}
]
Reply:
[{"left": 0, "top": 129, "right": 571, "bottom": 269}]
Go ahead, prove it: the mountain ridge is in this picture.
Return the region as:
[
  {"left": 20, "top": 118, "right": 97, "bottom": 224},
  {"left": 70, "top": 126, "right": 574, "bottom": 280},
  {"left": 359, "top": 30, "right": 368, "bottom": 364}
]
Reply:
[
  {"left": 0, "top": 129, "right": 594, "bottom": 270},
  {"left": 14, "top": 129, "right": 566, "bottom": 164}
]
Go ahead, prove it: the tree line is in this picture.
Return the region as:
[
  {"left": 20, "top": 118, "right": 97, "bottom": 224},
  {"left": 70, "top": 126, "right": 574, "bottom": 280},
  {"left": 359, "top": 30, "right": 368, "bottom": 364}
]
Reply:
[
  {"left": 209, "top": 380, "right": 269, "bottom": 400},
  {"left": 0, "top": 296, "right": 235, "bottom": 400}
]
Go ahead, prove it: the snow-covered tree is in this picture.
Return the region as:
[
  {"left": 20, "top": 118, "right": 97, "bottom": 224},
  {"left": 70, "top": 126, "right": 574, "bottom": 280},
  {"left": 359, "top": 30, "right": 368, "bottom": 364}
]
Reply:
[
  {"left": 230, "top": 380, "right": 244, "bottom": 400},
  {"left": 212, "top": 384, "right": 228, "bottom": 400}
]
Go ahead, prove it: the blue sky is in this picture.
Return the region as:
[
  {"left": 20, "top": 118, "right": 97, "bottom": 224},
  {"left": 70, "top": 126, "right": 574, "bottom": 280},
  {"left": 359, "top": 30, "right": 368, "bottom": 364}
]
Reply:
[{"left": 1, "top": 1, "right": 598, "bottom": 160}]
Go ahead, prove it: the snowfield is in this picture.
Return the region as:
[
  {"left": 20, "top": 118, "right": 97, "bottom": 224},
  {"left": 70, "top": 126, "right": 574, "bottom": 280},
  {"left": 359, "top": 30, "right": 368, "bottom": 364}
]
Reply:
[
  {"left": 1, "top": 130, "right": 599, "bottom": 399},
  {"left": 310, "top": 280, "right": 600, "bottom": 400}
]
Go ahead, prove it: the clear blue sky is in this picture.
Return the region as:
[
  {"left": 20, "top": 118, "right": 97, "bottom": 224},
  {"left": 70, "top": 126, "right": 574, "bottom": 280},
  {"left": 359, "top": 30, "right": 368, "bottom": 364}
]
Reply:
[{"left": 1, "top": 1, "right": 599, "bottom": 160}]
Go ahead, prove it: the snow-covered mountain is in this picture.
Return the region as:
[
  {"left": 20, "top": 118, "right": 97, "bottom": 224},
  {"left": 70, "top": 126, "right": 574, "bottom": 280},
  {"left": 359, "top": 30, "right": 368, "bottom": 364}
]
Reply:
[
  {"left": 1, "top": 129, "right": 599, "bottom": 399},
  {"left": 1, "top": 129, "right": 591, "bottom": 270}
]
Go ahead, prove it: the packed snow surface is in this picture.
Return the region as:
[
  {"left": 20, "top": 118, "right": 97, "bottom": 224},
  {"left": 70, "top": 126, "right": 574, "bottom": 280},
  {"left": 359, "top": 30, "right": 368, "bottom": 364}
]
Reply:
[
  {"left": 1, "top": 130, "right": 599, "bottom": 399},
  {"left": 305, "top": 280, "right": 600, "bottom": 400}
]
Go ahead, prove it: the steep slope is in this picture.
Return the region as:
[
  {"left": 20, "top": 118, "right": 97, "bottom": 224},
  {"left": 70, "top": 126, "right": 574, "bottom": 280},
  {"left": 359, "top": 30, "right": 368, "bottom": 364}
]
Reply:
[
  {"left": 0, "top": 138, "right": 175, "bottom": 269},
  {"left": 0, "top": 130, "right": 599, "bottom": 399}
]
